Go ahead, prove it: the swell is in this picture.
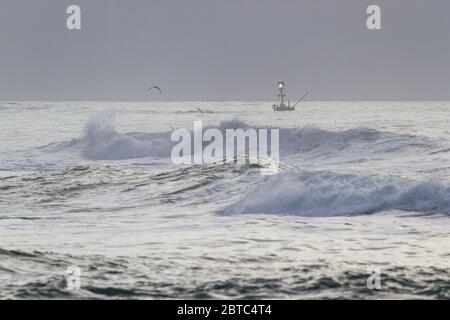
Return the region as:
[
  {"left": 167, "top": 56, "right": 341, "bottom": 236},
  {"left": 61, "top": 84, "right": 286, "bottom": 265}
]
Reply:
[
  {"left": 60, "top": 116, "right": 439, "bottom": 161},
  {"left": 2, "top": 116, "right": 440, "bottom": 174},
  {"left": 0, "top": 162, "right": 266, "bottom": 213}
]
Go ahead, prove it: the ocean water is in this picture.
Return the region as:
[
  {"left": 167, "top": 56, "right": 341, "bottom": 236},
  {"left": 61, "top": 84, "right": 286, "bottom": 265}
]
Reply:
[{"left": 0, "top": 101, "right": 448, "bottom": 299}]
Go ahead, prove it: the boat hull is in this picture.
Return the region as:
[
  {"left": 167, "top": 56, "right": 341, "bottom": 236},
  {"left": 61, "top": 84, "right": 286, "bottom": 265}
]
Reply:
[{"left": 273, "top": 105, "right": 295, "bottom": 111}]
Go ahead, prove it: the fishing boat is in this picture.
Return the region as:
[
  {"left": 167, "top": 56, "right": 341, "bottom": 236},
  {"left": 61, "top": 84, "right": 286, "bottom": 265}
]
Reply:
[
  {"left": 273, "top": 81, "right": 295, "bottom": 111},
  {"left": 272, "top": 82, "right": 309, "bottom": 112}
]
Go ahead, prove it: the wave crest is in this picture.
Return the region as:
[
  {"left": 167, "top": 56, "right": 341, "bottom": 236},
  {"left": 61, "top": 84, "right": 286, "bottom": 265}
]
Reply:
[
  {"left": 80, "top": 117, "right": 253, "bottom": 160},
  {"left": 72, "top": 116, "right": 438, "bottom": 161},
  {"left": 82, "top": 116, "right": 173, "bottom": 160},
  {"left": 225, "top": 170, "right": 450, "bottom": 216}
]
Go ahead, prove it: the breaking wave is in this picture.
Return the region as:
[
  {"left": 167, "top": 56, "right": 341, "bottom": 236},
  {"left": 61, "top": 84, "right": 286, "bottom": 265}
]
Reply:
[
  {"left": 82, "top": 116, "right": 174, "bottom": 160},
  {"left": 277, "top": 126, "right": 436, "bottom": 160},
  {"left": 41, "top": 115, "right": 438, "bottom": 161},
  {"left": 225, "top": 170, "right": 450, "bottom": 216},
  {"left": 80, "top": 117, "right": 254, "bottom": 160}
]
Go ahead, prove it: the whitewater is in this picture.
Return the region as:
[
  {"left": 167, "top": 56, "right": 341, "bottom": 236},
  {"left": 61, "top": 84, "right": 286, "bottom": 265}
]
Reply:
[{"left": 0, "top": 101, "right": 448, "bottom": 299}]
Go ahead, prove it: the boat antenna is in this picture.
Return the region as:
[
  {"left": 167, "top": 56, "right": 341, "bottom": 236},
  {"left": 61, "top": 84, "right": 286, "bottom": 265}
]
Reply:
[{"left": 293, "top": 91, "right": 310, "bottom": 107}]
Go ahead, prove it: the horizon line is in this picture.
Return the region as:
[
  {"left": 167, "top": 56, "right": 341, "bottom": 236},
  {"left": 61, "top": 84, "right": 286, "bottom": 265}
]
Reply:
[{"left": 3, "top": 99, "right": 450, "bottom": 103}]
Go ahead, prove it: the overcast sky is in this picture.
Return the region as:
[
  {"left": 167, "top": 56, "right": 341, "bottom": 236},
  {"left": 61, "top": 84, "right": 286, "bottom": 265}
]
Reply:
[{"left": 1, "top": 0, "right": 450, "bottom": 101}]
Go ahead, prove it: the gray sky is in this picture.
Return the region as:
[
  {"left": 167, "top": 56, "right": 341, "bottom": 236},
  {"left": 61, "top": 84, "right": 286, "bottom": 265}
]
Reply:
[{"left": 1, "top": 0, "right": 450, "bottom": 101}]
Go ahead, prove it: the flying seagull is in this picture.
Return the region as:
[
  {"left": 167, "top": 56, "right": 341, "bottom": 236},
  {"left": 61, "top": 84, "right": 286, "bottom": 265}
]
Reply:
[{"left": 148, "top": 86, "right": 162, "bottom": 93}]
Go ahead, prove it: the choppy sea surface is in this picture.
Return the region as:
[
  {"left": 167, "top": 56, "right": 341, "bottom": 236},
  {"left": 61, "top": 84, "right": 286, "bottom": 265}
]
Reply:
[{"left": 0, "top": 101, "right": 448, "bottom": 299}]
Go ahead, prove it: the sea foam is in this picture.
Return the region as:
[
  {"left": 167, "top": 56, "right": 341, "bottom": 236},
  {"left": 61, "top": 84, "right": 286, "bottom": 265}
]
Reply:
[
  {"left": 225, "top": 170, "right": 450, "bottom": 216},
  {"left": 82, "top": 116, "right": 174, "bottom": 160},
  {"left": 78, "top": 115, "right": 436, "bottom": 161}
]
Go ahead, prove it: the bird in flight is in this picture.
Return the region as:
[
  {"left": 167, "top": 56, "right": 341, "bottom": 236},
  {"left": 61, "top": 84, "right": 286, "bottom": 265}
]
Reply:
[{"left": 148, "top": 86, "right": 162, "bottom": 93}]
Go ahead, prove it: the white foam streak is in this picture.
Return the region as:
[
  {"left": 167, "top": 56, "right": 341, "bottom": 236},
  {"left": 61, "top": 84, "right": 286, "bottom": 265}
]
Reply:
[{"left": 225, "top": 170, "right": 450, "bottom": 216}]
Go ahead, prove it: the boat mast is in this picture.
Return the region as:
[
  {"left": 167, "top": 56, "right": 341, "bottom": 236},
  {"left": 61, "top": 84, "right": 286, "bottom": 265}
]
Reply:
[{"left": 277, "top": 82, "right": 285, "bottom": 107}]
